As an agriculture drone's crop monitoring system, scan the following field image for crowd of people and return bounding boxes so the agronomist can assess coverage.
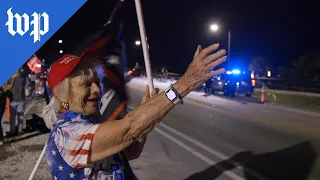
[0,69,26,140]
[0,68,50,144]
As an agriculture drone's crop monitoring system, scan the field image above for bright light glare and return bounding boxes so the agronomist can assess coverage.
[236,82,240,86]
[226,71,232,75]
[218,82,222,85]
[210,24,219,31]
[36,64,42,68]
[251,71,255,79]
[135,40,141,45]
[58,40,63,43]
[59,50,63,54]
[232,70,240,74]
[267,70,271,77]
[252,79,256,86]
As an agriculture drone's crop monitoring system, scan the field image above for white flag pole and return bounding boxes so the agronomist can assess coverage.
[134,0,154,92]
[28,142,47,180]
[28,54,48,180]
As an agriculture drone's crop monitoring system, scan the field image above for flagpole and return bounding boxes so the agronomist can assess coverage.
[134,0,154,92]
[28,142,47,180]
[28,55,48,180]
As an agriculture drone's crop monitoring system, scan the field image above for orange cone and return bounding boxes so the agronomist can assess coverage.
[260,86,265,103]
[6,98,11,123]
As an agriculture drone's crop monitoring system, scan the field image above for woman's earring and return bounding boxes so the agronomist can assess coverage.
[62,101,69,110]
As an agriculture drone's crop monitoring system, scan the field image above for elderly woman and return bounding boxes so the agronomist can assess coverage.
[44,43,226,180]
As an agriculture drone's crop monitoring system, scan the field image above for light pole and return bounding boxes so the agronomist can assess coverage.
[227,30,231,69]
[210,24,231,69]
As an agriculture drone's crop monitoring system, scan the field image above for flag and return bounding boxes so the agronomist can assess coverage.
[27,55,42,74]
[72,0,129,120]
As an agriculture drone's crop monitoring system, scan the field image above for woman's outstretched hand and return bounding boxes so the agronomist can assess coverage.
[174,43,226,97]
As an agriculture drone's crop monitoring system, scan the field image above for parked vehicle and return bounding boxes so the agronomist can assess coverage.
[212,70,256,97]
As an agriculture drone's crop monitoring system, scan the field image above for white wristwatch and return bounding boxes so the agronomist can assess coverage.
[165,84,183,105]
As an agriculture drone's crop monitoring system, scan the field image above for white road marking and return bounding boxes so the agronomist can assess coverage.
[154,127,245,180]
[159,123,269,180]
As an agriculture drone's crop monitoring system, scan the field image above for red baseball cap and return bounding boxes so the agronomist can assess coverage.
[48,48,104,91]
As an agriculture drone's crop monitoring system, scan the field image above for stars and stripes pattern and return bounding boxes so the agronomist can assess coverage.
[45,110,130,180]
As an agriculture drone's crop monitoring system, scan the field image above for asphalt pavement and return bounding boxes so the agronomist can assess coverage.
[127,78,320,180]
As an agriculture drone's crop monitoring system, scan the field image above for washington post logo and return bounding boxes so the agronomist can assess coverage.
[5,7,49,43]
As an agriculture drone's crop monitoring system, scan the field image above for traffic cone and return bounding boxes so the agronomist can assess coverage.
[6,98,11,123]
[260,86,265,103]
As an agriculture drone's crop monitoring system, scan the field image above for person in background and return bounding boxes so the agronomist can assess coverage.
[0,86,12,143]
[205,78,213,96]
[4,69,26,136]
[161,67,165,82]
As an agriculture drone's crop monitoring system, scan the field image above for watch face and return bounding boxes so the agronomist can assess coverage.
[166,89,177,101]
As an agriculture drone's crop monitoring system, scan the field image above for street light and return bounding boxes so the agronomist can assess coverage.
[58,40,63,44]
[209,23,231,69]
[210,24,219,31]
[267,70,271,77]
[135,40,141,45]
[251,71,255,79]
[59,50,63,54]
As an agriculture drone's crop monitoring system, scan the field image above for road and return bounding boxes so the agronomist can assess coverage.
[127,78,320,180]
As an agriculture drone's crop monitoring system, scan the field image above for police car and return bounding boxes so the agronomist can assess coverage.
[211,69,256,97]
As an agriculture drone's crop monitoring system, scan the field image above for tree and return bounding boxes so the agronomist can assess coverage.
[248,56,269,77]
[292,50,320,81]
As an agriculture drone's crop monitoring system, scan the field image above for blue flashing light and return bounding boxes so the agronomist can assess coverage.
[226,71,232,75]
[232,69,240,74]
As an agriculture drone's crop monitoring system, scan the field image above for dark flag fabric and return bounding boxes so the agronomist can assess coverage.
[68,1,137,179]
[72,0,129,122]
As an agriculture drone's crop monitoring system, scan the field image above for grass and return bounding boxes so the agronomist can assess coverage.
[252,92,320,110]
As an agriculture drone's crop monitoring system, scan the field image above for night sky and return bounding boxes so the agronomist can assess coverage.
[37,0,320,74]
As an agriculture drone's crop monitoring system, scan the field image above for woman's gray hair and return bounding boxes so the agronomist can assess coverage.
[42,96,61,129]
[42,57,105,129]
